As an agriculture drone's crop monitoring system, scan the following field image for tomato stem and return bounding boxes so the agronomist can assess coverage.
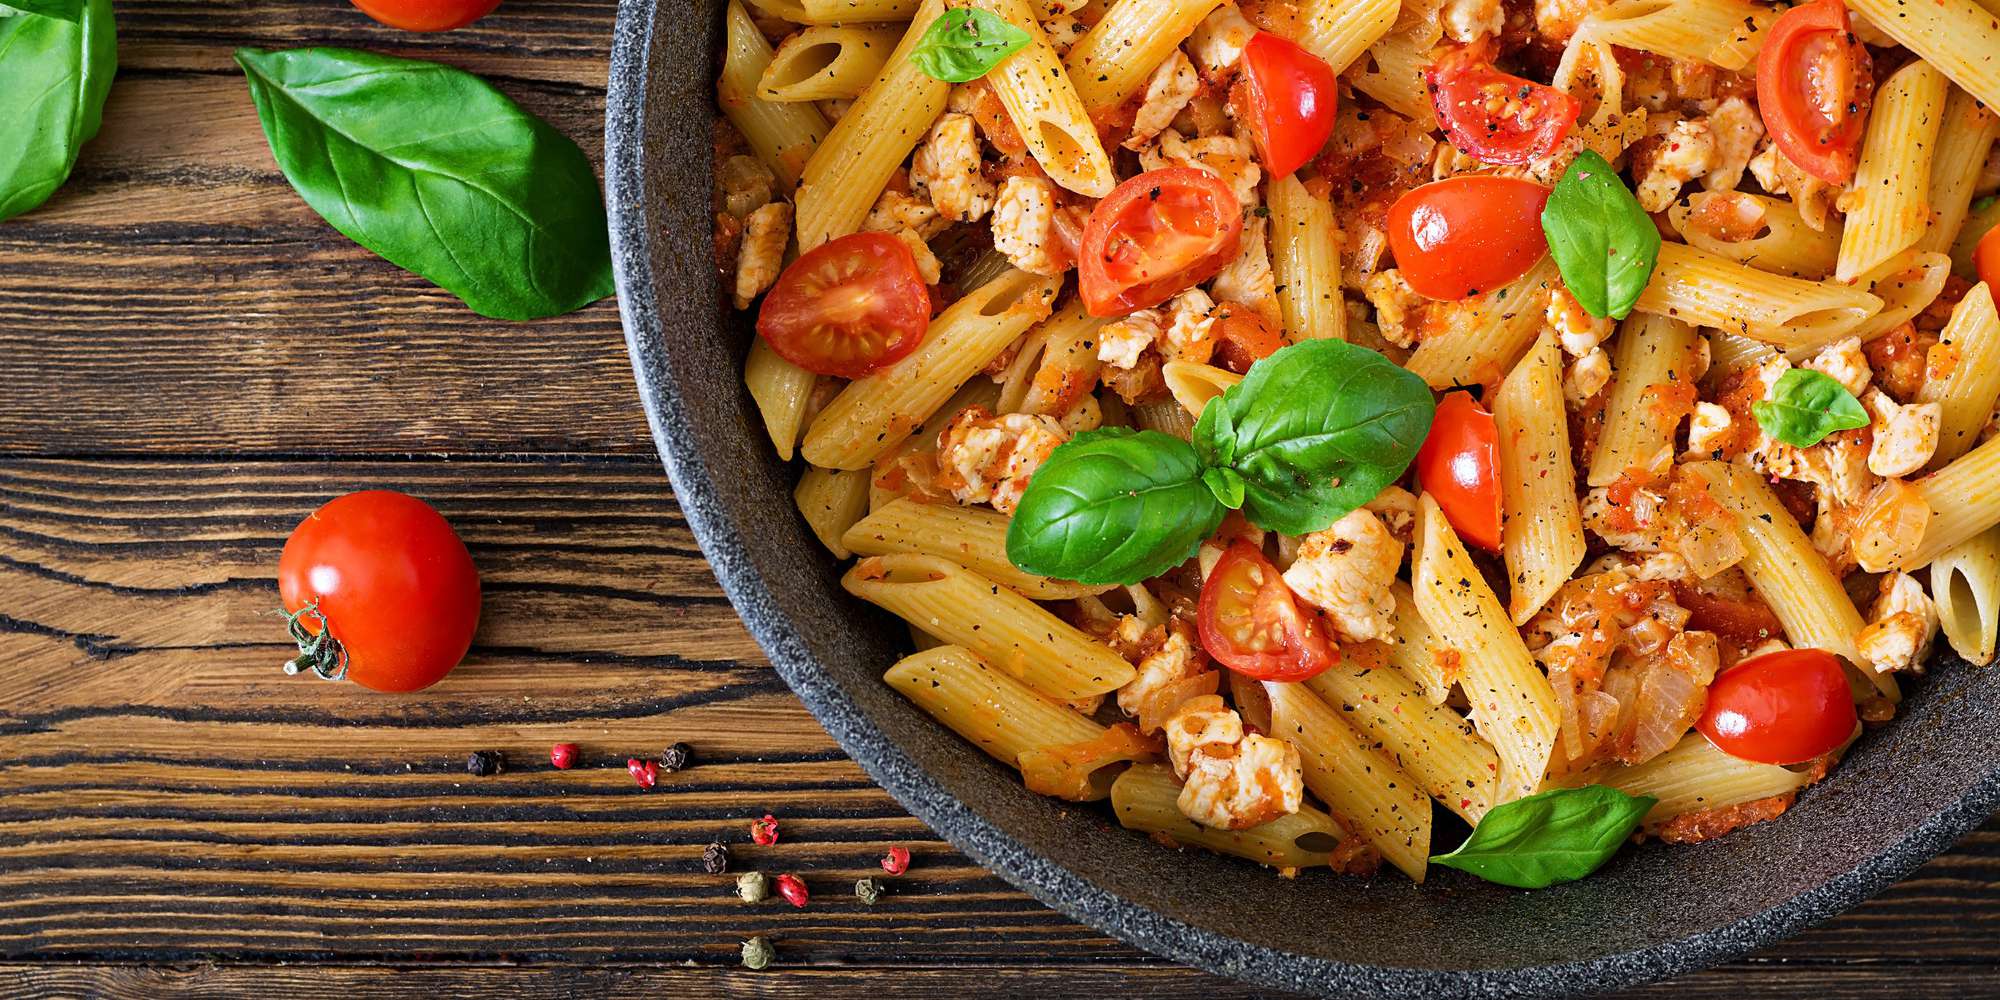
[279,599,348,681]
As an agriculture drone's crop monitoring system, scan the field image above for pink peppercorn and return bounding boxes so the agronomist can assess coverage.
[774,873,808,908]
[881,846,911,875]
[550,743,579,770]
[750,813,779,845]
[627,758,658,789]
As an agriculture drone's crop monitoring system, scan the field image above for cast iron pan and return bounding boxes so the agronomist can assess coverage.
[602,4,2000,993]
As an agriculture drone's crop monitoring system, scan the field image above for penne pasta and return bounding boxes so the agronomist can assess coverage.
[1576,0,1771,71]
[1267,175,1346,342]
[1266,681,1432,881]
[1161,361,1241,419]
[1131,397,1196,440]
[795,465,872,558]
[1594,733,1813,829]
[1848,250,1952,347]
[1588,314,1701,486]
[1668,192,1841,280]
[1930,526,2000,666]
[1835,60,1948,283]
[1405,256,1559,389]
[974,0,1117,197]
[842,497,1112,599]
[1344,30,1436,126]
[1065,0,1226,113]
[801,0,917,19]
[720,0,831,188]
[1917,87,2000,257]
[1634,242,1884,351]
[1496,332,1588,624]
[1382,580,1451,705]
[1918,283,2000,468]
[1295,0,1399,76]
[1111,764,1354,870]
[1903,434,2000,571]
[1303,651,1501,825]
[759,25,903,103]
[744,338,819,462]
[1847,0,2000,111]
[843,553,1137,701]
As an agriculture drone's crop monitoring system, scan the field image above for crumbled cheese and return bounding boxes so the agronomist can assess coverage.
[1685,401,1734,458]
[1187,3,1257,78]
[1141,130,1262,209]
[1363,269,1424,348]
[1635,115,1718,213]
[1702,96,1764,192]
[1566,347,1612,405]
[1097,310,1163,370]
[1442,0,1504,42]
[1209,216,1280,325]
[862,188,946,239]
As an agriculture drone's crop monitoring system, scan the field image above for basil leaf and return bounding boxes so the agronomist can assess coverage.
[3,0,83,21]
[1751,368,1871,447]
[1007,428,1225,585]
[1541,150,1660,320]
[910,8,1030,83]
[1192,339,1434,536]
[236,47,615,321]
[0,0,114,222]
[1430,785,1656,889]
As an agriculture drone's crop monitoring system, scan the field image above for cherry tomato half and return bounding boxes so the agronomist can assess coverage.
[1426,45,1581,166]
[278,491,482,693]
[350,0,501,31]
[1233,32,1339,179]
[1079,168,1244,317]
[1756,0,1873,186]
[1416,391,1502,552]
[1198,541,1337,682]
[1975,224,2000,294]
[1697,648,1858,765]
[1386,176,1552,300]
[757,232,931,378]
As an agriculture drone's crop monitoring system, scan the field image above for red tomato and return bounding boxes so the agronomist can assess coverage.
[1756,0,1873,185]
[1426,46,1581,166]
[350,0,500,31]
[1387,176,1551,300]
[1079,168,1244,317]
[1233,32,1339,179]
[1975,225,2000,293]
[1212,307,1285,373]
[1416,391,1502,552]
[1198,541,1337,682]
[1697,648,1858,765]
[757,232,931,378]
[278,491,481,693]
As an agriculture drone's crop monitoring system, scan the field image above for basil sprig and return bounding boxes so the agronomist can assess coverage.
[1540,150,1660,320]
[910,8,1030,83]
[1430,785,1656,889]
[1752,368,1871,447]
[0,0,115,222]
[1007,340,1434,585]
[237,47,615,321]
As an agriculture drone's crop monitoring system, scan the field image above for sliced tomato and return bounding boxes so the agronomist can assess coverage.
[1386,176,1551,300]
[1212,307,1285,373]
[1697,648,1857,765]
[1233,32,1339,179]
[1198,541,1337,682]
[1416,391,1502,552]
[1079,168,1243,317]
[757,232,931,378]
[1975,224,2000,293]
[1756,0,1873,186]
[1426,45,1581,166]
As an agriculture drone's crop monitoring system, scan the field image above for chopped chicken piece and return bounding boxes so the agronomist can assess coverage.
[1633,115,1718,213]
[862,187,947,239]
[1566,347,1612,405]
[1535,0,1607,43]
[1097,310,1163,370]
[719,154,776,219]
[910,113,996,224]
[1209,216,1280,325]
[991,175,1068,276]
[1161,287,1219,362]
[1280,509,1404,643]
[1442,0,1504,42]
[1363,270,1424,348]
[1141,130,1262,208]
[887,228,941,284]
[1768,429,1878,508]
[1865,390,1941,478]
[1126,50,1202,151]
[1855,571,1938,674]
[1118,631,1215,734]
[1187,3,1257,78]
[1803,336,1872,397]
[1685,401,1734,458]
[1549,285,1615,358]
[1749,141,1840,231]
[1702,96,1764,192]
[732,201,792,309]
[1165,696,1304,830]
[933,406,1069,513]
[1364,484,1420,545]
[1163,694,1244,777]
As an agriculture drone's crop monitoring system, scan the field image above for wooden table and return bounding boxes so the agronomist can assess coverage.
[2,2,1996,996]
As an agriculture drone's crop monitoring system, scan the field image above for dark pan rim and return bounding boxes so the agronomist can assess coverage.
[600,2,2000,994]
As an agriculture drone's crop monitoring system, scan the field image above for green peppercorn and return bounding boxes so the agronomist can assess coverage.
[853,877,884,905]
[741,935,774,970]
[736,870,770,903]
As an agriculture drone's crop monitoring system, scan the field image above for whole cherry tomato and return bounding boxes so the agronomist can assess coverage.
[1079,168,1243,316]
[350,0,501,31]
[1426,45,1581,166]
[1697,648,1858,765]
[1974,224,2000,294]
[1416,391,1502,552]
[278,490,481,693]
[1755,0,1874,185]
[1386,176,1552,300]
[1198,541,1337,682]
[757,232,931,378]
[1233,32,1339,179]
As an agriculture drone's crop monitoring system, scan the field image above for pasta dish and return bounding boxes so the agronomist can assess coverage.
[710,0,2000,885]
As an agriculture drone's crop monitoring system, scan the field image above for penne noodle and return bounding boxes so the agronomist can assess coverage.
[1917,87,2000,257]
[1405,256,1559,389]
[1382,580,1451,705]
[1847,0,2000,111]
[842,498,1113,599]
[1345,30,1436,126]
[1589,314,1701,486]
[1495,332,1587,625]
[795,465,872,558]
[759,25,903,103]
[1951,199,2000,279]
[1066,0,1226,113]
[720,0,831,188]
[1267,681,1432,881]
[843,553,1137,700]
[1847,250,1952,348]
[1633,242,1883,351]
[1668,192,1841,280]
[1576,0,1771,71]
[1111,764,1354,870]
[1904,434,2000,571]
[1132,397,1197,440]
[1593,733,1812,829]
[974,0,1117,197]
[801,0,918,19]
[1930,526,2000,666]
[1267,175,1346,342]
[1303,652,1501,825]
[1161,361,1242,419]
[1295,0,1399,76]
[744,338,819,462]
[1918,283,2000,468]
[1835,60,1948,283]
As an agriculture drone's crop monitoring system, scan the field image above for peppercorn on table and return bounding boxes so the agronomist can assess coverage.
[0,1,1997,997]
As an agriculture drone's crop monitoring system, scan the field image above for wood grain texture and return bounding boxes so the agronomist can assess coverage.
[0,0,1995,996]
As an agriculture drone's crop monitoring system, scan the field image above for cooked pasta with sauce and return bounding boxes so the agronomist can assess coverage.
[712,0,2000,886]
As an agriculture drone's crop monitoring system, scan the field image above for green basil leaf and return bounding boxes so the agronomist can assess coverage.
[0,0,114,222]
[1192,339,1434,537]
[3,0,83,21]
[1751,367,1871,447]
[1006,427,1225,585]
[1541,150,1660,320]
[236,47,614,321]
[910,8,1030,83]
[1201,466,1245,509]
[1430,785,1656,889]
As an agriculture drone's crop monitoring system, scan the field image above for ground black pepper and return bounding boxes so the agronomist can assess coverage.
[464,750,503,776]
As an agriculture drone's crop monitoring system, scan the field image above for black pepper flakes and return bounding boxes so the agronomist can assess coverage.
[465,750,503,776]
[702,841,731,874]
[661,741,694,772]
